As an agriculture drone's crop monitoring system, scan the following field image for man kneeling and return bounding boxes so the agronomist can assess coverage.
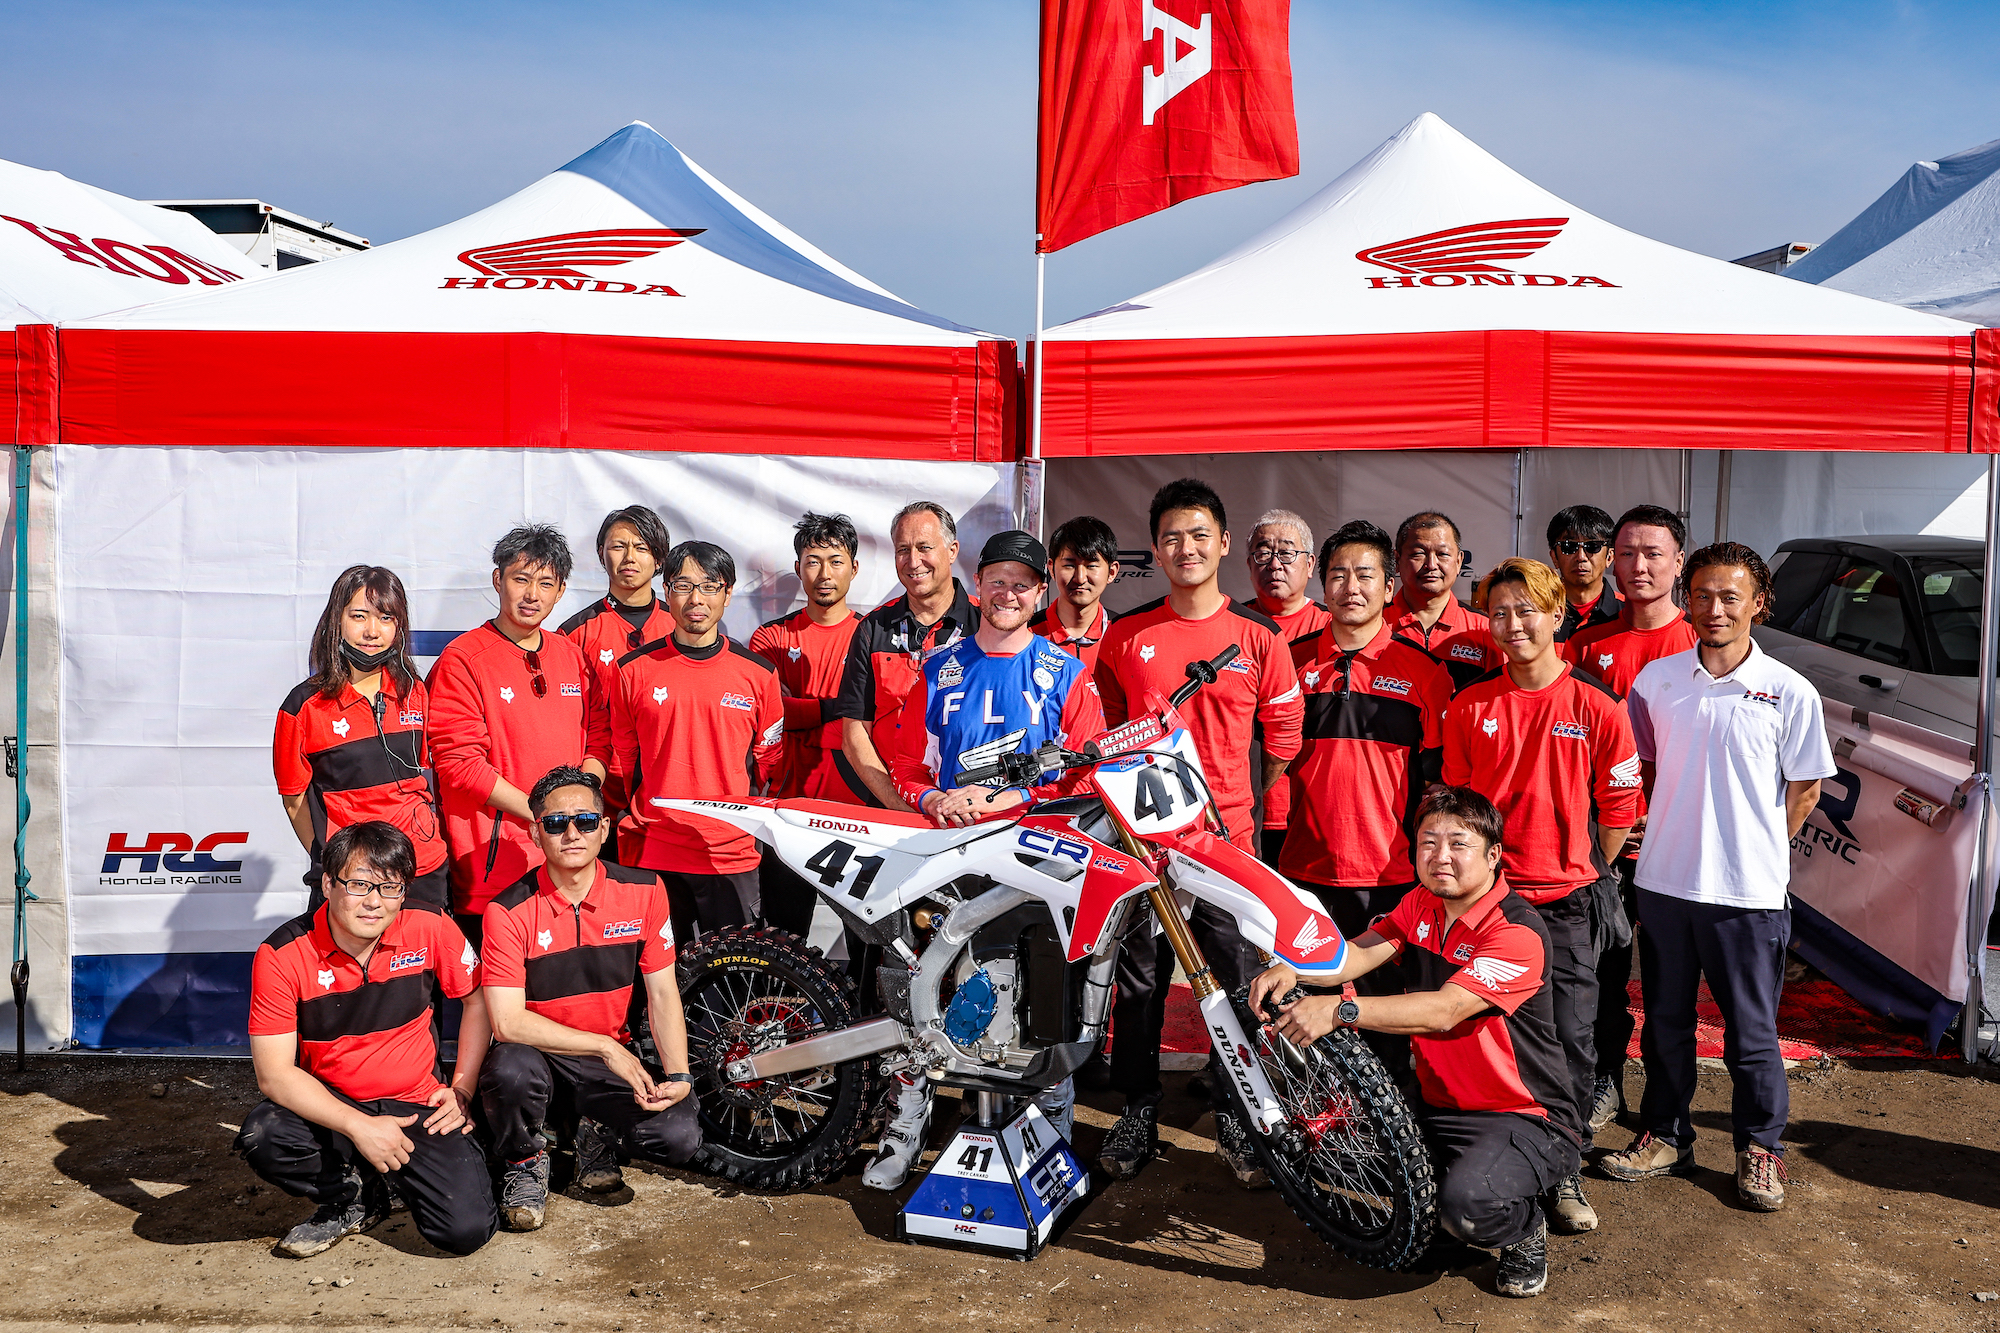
[1249,787,1582,1298]
[238,821,497,1258]
[480,766,698,1229]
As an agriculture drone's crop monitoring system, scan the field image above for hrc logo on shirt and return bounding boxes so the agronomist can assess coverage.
[1373,676,1413,697]
[602,919,643,940]
[388,948,428,971]
[560,682,583,697]
[719,692,755,712]
[1551,720,1589,740]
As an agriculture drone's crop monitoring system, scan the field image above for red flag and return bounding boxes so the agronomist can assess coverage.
[1037,0,1298,254]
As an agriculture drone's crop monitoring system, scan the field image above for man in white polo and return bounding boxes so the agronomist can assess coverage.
[1598,543,1833,1212]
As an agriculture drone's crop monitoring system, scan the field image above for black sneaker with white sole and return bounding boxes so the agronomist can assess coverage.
[498,1149,551,1231]
[1098,1106,1159,1181]
[1213,1109,1269,1189]
[1587,1074,1622,1134]
[1495,1218,1549,1298]
[276,1168,389,1258]
[573,1117,624,1193]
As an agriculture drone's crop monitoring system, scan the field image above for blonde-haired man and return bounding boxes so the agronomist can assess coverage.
[1442,557,1639,1237]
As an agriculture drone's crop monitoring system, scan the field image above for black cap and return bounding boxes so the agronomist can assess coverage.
[977,530,1048,582]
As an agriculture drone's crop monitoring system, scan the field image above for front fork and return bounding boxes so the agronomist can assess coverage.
[1118,828,1290,1138]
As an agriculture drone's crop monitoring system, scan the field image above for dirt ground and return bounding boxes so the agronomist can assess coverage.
[0,1055,1996,1333]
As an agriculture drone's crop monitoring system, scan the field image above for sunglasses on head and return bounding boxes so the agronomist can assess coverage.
[1555,540,1609,556]
[522,648,547,698]
[538,811,605,836]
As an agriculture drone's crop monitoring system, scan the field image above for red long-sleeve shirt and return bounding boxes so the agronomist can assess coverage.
[747,608,862,802]
[559,595,674,807]
[592,637,784,875]
[425,623,590,914]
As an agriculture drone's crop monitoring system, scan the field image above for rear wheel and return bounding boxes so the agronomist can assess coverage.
[1225,996,1436,1271]
[679,925,878,1191]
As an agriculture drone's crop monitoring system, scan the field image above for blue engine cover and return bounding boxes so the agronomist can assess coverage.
[943,969,999,1044]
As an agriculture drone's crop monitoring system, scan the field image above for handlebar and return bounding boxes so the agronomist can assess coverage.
[1168,644,1239,710]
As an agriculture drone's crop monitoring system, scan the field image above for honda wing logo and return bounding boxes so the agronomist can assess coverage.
[444,228,704,296]
[1292,916,1333,955]
[1609,753,1643,788]
[1355,217,1618,291]
[1464,956,1529,991]
[1141,0,1211,125]
[957,728,1029,785]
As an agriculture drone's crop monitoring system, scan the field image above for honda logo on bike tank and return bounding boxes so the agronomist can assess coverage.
[1354,217,1618,290]
[440,227,705,295]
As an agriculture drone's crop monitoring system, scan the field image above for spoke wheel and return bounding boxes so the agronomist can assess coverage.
[1227,998,1436,1271]
[679,926,878,1191]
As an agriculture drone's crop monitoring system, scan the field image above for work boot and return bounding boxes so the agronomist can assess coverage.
[498,1149,551,1231]
[1545,1173,1598,1233]
[276,1168,388,1258]
[862,1075,931,1191]
[1597,1132,1696,1182]
[573,1117,623,1194]
[1494,1218,1549,1298]
[1213,1109,1269,1189]
[1587,1074,1622,1134]
[1736,1146,1787,1212]
[1098,1105,1159,1181]
[1033,1077,1076,1144]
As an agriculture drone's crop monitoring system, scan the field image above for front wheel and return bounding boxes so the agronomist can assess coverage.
[679,925,879,1191]
[1224,996,1436,1271]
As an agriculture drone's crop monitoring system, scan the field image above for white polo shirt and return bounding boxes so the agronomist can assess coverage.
[1627,639,1836,909]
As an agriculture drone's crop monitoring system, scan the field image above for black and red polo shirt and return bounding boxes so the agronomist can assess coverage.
[1280,623,1451,889]
[828,579,979,799]
[273,672,444,876]
[559,594,674,800]
[1390,593,1498,694]
[1029,602,1116,676]
[747,607,861,801]
[481,861,675,1043]
[248,901,479,1104]
[1555,587,1624,644]
[1371,877,1578,1134]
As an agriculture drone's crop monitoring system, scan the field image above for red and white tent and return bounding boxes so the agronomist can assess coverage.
[44,123,1014,459]
[1042,112,1992,457]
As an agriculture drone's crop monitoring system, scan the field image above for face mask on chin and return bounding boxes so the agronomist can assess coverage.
[340,640,396,672]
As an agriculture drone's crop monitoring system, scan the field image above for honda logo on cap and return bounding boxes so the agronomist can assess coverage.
[1354,217,1618,290]
[440,228,705,296]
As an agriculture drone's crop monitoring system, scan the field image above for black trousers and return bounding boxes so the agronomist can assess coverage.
[759,847,819,941]
[1423,1108,1580,1250]
[1636,889,1791,1154]
[657,869,761,945]
[479,1041,701,1166]
[1536,888,1597,1135]
[234,1095,497,1257]
[1593,861,1640,1079]
[1299,881,1415,1083]
[1111,897,1260,1112]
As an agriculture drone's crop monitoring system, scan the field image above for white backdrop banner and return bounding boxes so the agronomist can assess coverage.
[54,445,1018,1044]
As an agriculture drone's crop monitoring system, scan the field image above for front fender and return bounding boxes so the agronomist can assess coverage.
[1159,828,1347,977]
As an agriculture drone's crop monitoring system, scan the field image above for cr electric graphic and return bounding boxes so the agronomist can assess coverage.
[441,227,705,295]
[1354,217,1618,290]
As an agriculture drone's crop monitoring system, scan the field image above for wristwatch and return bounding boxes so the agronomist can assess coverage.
[1335,982,1361,1028]
[661,1072,695,1086]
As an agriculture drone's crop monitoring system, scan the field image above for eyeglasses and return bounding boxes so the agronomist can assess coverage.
[522,648,548,698]
[538,811,606,836]
[1555,540,1609,556]
[1249,546,1306,568]
[668,579,729,597]
[333,875,407,900]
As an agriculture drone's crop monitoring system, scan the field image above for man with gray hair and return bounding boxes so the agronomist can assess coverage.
[831,501,979,811]
[1242,509,1330,867]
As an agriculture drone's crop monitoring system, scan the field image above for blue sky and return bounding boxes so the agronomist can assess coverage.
[4,1,1994,340]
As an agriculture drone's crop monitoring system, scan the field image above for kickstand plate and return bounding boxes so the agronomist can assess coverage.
[896,1102,1088,1258]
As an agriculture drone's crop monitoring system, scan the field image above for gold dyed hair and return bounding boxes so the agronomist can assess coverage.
[1476,557,1566,618]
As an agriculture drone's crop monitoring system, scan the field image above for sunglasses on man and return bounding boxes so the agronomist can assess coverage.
[1554,540,1609,556]
[538,811,606,836]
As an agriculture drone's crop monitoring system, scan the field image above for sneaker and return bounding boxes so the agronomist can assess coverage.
[862,1075,932,1191]
[276,1169,388,1258]
[573,1117,624,1194]
[1213,1110,1269,1189]
[1597,1132,1696,1182]
[1736,1146,1787,1212]
[1033,1077,1075,1145]
[1545,1173,1597,1233]
[1587,1074,1622,1134]
[1494,1218,1549,1298]
[498,1149,551,1231]
[1098,1105,1159,1181]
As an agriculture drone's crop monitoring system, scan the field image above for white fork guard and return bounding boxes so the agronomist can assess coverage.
[1198,989,1287,1136]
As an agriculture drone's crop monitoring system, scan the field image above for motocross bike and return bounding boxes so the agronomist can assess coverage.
[659,647,1437,1270]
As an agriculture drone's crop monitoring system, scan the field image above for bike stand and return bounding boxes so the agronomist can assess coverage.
[897,1092,1088,1259]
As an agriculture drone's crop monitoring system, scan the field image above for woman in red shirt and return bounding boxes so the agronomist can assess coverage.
[273,566,448,907]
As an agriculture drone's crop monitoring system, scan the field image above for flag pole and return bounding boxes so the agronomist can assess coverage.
[1031,242,1046,462]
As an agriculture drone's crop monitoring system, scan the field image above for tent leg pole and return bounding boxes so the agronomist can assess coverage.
[1714,450,1733,544]
[1678,449,1693,536]
[1030,246,1045,464]
[10,445,32,1073]
[1970,453,2000,1064]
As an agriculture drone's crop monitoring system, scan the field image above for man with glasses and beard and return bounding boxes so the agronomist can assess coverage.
[1546,505,1623,644]
[429,524,600,944]
[479,766,697,1231]
[593,540,784,944]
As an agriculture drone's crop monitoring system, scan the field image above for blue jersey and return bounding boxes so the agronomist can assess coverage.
[892,635,1104,808]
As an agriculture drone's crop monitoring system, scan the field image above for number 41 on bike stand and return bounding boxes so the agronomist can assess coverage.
[898,1094,1089,1259]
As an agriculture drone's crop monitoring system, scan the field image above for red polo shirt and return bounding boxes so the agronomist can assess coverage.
[481,861,675,1043]
[559,595,674,804]
[748,608,862,802]
[1441,664,1642,904]
[426,623,591,914]
[272,672,445,876]
[1029,602,1116,675]
[248,902,479,1104]
[1372,877,1576,1132]
[1390,593,1498,693]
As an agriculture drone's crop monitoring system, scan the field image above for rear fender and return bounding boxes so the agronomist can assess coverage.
[1158,828,1346,977]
